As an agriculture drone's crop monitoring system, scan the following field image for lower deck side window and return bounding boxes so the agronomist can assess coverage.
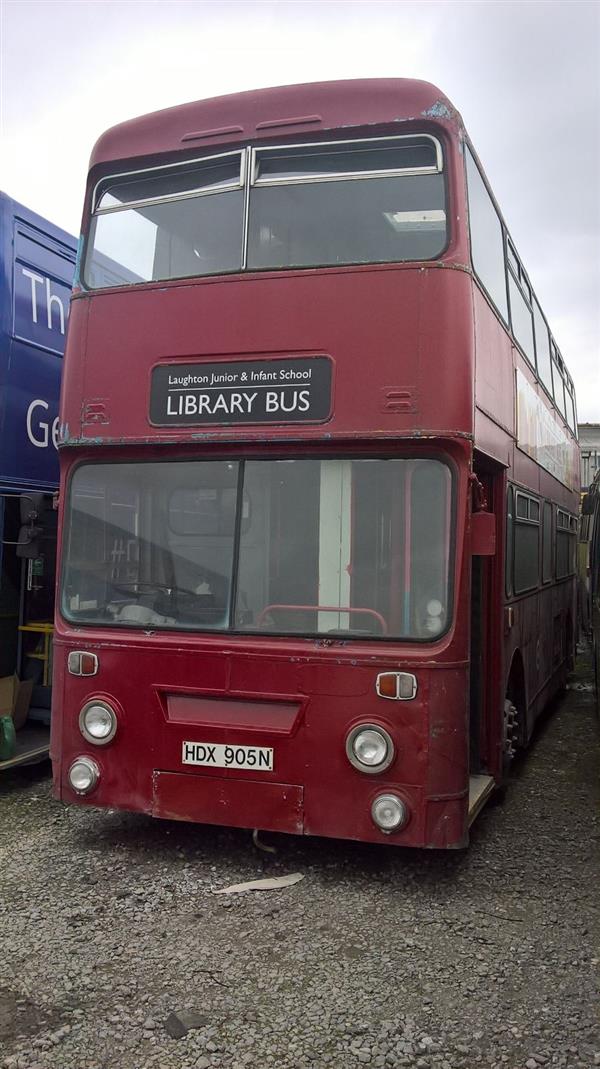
[513,491,540,594]
[556,510,576,579]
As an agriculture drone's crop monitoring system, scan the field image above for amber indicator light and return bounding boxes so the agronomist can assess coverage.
[67,651,99,677]
[376,672,417,701]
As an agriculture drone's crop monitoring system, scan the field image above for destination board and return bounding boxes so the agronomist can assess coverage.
[150,357,332,426]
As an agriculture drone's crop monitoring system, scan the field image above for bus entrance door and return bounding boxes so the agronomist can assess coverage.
[469,463,504,799]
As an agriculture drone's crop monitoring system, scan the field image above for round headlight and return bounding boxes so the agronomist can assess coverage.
[371,793,409,833]
[79,700,117,745]
[346,724,394,773]
[68,756,100,795]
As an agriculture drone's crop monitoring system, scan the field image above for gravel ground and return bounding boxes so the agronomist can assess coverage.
[1,653,598,1069]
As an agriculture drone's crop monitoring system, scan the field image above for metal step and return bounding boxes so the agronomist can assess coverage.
[0,725,50,771]
[468,773,495,826]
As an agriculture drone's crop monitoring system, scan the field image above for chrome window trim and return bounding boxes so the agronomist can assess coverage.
[93,149,247,215]
[551,354,568,420]
[506,238,519,276]
[250,134,443,187]
[507,269,536,374]
[566,390,576,433]
[87,135,444,285]
[515,490,541,525]
[508,259,533,310]
[241,144,252,271]
[90,137,442,217]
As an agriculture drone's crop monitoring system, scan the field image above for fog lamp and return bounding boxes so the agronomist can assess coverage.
[371,793,408,833]
[79,700,117,745]
[346,724,394,773]
[68,756,100,795]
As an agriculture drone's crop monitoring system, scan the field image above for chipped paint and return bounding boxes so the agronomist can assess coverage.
[73,234,84,288]
[60,429,473,448]
[421,101,454,120]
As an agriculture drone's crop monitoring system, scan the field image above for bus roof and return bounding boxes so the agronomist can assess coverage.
[89,78,463,169]
[0,191,75,252]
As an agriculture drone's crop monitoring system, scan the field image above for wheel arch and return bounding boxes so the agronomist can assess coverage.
[505,648,528,746]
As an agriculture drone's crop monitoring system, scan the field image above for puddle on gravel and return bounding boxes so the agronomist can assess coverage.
[0,984,63,1045]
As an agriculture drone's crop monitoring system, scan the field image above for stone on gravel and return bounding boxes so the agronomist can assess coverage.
[164,1009,210,1039]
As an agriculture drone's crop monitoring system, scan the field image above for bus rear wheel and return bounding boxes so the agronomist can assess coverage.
[502,697,520,781]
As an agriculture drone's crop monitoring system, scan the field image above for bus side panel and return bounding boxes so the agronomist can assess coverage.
[473,284,514,441]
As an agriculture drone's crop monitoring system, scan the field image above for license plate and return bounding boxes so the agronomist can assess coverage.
[182,741,274,772]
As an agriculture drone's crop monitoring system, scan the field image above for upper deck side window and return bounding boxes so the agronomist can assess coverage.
[532,295,553,396]
[565,382,577,435]
[464,147,508,323]
[465,145,577,441]
[507,268,535,368]
[505,243,535,366]
[83,134,447,289]
[551,342,569,421]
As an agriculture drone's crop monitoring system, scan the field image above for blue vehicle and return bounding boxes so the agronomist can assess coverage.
[0,193,76,769]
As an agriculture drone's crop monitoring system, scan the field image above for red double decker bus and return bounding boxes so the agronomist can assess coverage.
[52,80,580,848]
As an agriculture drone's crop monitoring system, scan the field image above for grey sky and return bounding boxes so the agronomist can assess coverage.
[1,0,599,419]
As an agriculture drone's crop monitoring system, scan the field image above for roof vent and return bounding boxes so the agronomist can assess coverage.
[255,114,322,131]
[181,125,244,143]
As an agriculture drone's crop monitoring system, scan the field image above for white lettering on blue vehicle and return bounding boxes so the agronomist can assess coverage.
[21,268,67,335]
[26,399,59,450]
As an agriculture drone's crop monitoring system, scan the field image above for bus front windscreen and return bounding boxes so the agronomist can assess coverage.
[62,458,453,641]
[84,135,446,288]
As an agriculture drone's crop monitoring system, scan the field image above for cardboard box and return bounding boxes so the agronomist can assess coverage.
[0,675,34,731]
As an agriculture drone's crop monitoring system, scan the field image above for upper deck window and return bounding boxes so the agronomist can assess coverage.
[551,344,568,422]
[566,385,576,434]
[96,156,242,210]
[83,135,446,289]
[508,271,535,367]
[247,136,446,270]
[85,152,245,288]
[465,147,508,323]
[252,137,440,182]
[532,297,553,396]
